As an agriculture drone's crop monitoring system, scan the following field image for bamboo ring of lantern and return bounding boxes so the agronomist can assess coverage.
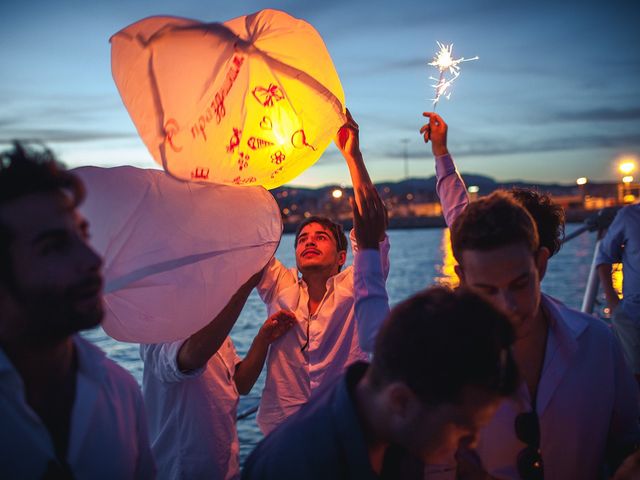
[111,9,346,189]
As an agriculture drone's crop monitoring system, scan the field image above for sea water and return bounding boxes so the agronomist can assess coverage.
[83,225,598,463]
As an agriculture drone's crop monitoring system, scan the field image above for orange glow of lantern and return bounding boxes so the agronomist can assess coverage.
[111,10,346,190]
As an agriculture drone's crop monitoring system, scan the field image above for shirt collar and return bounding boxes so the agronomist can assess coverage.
[542,294,589,345]
[73,334,108,383]
[0,333,107,394]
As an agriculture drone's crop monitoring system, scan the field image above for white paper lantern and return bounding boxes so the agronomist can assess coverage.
[75,166,282,343]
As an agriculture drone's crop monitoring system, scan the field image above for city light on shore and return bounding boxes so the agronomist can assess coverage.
[619,159,637,176]
[576,177,588,186]
[331,189,343,199]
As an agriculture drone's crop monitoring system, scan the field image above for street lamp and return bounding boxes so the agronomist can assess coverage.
[331,188,343,199]
[619,161,636,176]
[617,157,638,204]
[576,177,588,206]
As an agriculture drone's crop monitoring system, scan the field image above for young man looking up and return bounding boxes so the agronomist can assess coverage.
[0,143,154,478]
[254,110,391,434]
[243,286,519,480]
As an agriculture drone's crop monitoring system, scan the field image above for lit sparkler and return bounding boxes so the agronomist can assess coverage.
[428,42,478,107]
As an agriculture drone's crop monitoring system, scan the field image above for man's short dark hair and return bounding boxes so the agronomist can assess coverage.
[509,188,565,257]
[450,191,540,262]
[0,141,84,284]
[294,215,348,253]
[370,286,518,406]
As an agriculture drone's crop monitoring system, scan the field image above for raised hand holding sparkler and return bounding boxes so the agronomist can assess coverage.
[420,112,448,156]
[428,42,478,108]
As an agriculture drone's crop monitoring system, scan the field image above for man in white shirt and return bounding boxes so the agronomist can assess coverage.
[0,142,155,479]
[255,111,391,434]
[141,276,295,480]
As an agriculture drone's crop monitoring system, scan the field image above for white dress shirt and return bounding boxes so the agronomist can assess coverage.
[0,335,155,479]
[256,231,390,434]
[141,337,241,480]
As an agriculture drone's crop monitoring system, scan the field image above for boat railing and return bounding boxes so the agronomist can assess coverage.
[561,207,620,314]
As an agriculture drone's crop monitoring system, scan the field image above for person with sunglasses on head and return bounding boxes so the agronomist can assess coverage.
[419,112,639,479]
[354,112,640,478]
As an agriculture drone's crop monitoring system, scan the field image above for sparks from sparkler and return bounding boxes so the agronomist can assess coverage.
[428,42,478,107]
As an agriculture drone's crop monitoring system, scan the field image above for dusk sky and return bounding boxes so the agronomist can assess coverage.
[2,0,639,187]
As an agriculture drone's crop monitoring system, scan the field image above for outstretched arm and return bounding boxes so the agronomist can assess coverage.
[352,191,390,353]
[177,269,264,372]
[335,109,376,214]
[596,209,626,311]
[234,310,296,394]
[420,112,469,227]
[598,263,621,311]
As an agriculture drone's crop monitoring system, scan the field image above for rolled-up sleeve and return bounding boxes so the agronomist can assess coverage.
[596,209,626,266]
[139,341,205,384]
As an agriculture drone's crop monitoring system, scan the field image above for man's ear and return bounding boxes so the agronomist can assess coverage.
[337,250,347,267]
[385,382,420,422]
[535,247,550,281]
[454,264,466,285]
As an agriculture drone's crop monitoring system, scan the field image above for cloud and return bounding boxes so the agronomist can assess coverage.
[379,132,640,159]
[0,128,137,144]
[551,107,640,122]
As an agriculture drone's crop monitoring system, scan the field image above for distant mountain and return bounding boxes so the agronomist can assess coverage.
[276,173,617,200]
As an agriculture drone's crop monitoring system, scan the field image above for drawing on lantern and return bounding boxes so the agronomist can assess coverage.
[237,152,250,171]
[247,137,275,150]
[191,167,210,180]
[270,166,284,179]
[226,128,242,153]
[252,84,285,107]
[271,150,286,164]
[259,116,273,130]
[291,129,317,151]
[164,119,182,153]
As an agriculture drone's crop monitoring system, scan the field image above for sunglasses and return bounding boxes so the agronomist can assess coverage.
[515,410,544,479]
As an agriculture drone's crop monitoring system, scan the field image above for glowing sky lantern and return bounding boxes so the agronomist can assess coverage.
[111,9,346,189]
[75,166,281,343]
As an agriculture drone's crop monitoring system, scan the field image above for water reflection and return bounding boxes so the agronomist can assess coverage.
[434,228,459,288]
